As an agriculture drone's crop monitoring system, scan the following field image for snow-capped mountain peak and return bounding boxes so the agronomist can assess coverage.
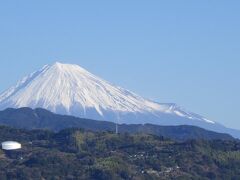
[0,62,215,126]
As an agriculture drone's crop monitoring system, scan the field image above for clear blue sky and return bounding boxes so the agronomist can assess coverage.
[0,1,239,129]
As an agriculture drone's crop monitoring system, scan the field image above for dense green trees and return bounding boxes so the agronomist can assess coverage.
[0,126,240,179]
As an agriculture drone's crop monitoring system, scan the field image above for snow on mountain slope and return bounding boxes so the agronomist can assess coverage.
[0,62,214,124]
[1,62,240,137]
[9,62,240,138]
[0,63,165,113]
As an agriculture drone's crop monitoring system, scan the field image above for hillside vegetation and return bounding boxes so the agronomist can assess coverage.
[0,126,240,179]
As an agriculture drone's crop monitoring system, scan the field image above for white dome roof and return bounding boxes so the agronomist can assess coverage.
[1,141,21,150]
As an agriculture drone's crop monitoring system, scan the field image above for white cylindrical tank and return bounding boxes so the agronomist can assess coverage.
[1,141,22,150]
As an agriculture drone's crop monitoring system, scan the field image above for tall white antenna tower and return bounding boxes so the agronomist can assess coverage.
[116,112,119,134]
[115,102,120,134]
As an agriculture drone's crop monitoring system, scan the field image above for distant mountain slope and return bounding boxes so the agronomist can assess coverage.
[0,107,234,141]
[1,62,238,138]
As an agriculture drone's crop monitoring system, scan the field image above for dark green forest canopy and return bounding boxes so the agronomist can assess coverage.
[0,126,240,180]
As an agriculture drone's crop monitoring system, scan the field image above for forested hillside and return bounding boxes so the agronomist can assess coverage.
[0,126,240,179]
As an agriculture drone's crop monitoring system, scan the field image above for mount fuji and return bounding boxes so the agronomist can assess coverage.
[0,62,239,138]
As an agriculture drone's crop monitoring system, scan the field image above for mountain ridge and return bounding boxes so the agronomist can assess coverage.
[0,62,214,123]
[0,62,239,138]
[0,107,234,141]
